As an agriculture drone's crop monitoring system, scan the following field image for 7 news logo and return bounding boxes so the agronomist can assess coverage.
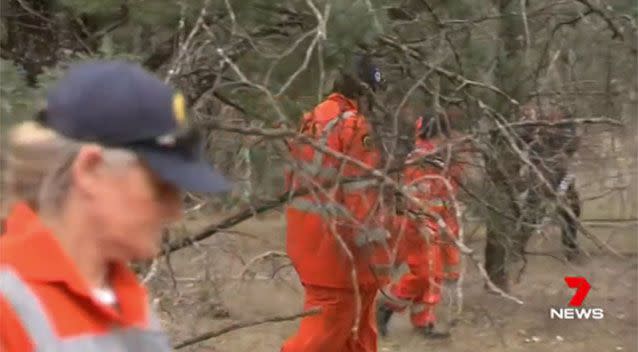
[549,276,604,320]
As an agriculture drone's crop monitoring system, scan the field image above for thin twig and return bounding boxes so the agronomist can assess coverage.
[239,250,288,278]
[217,48,289,123]
[378,35,519,106]
[14,0,51,23]
[173,308,321,349]
[165,1,211,83]
[141,259,159,284]
[521,0,531,52]
[329,220,363,339]
[574,0,624,40]
[275,33,320,96]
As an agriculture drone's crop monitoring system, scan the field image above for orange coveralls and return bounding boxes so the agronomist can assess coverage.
[282,93,391,352]
[0,202,171,352]
[384,137,463,328]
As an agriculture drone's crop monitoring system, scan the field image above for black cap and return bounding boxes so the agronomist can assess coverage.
[42,60,231,194]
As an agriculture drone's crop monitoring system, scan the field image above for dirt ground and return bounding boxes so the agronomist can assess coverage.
[148,209,638,352]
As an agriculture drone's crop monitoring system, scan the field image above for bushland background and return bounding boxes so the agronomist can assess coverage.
[1,1,637,351]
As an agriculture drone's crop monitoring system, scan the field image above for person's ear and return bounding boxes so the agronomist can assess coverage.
[71,144,106,197]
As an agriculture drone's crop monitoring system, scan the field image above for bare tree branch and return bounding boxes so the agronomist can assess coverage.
[574,0,624,40]
[173,308,321,349]
[378,35,520,105]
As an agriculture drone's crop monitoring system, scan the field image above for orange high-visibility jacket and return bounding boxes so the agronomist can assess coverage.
[0,203,171,352]
[389,139,435,267]
[285,93,391,289]
[403,138,463,240]
[390,135,464,265]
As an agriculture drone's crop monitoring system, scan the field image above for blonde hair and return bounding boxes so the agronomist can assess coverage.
[1,120,138,217]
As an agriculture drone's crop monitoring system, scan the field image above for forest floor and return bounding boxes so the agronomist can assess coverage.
[149,210,637,352]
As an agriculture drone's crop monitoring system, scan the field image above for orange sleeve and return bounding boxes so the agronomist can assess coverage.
[0,296,33,352]
[335,115,387,250]
[321,115,361,250]
[329,119,360,249]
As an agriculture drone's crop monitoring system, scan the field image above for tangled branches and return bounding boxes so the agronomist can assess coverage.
[124,0,634,347]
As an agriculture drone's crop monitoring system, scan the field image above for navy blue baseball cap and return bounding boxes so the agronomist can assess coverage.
[40,60,231,193]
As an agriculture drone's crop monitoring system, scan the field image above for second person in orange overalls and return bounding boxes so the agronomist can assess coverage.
[377,108,465,338]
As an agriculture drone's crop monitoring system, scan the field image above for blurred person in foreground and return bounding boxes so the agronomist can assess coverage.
[377,107,468,338]
[0,61,231,351]
[281,53,391,352]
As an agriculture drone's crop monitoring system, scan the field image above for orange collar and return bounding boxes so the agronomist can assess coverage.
[0,204,147,324]
[3,202,38,235]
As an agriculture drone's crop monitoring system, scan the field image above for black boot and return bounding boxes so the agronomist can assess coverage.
[376,304,394,337]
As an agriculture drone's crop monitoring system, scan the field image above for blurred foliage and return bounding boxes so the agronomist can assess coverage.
[56,0,188,26]
[1,59,35,128]
[324,0,389,62]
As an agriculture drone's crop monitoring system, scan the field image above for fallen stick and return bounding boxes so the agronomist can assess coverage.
[163,193,291,255]
[173,307,321,349]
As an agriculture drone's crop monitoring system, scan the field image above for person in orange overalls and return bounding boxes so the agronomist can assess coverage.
[1,61,231,351]
[281,54,390,352]
[377,108,464,338]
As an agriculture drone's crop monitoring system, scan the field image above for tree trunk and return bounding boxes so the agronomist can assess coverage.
[483,0,530,291]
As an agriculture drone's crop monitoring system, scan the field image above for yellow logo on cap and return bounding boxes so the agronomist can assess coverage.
[172,93,187,127]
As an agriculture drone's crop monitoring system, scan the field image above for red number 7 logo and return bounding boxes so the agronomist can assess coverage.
[564,276,591,307]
